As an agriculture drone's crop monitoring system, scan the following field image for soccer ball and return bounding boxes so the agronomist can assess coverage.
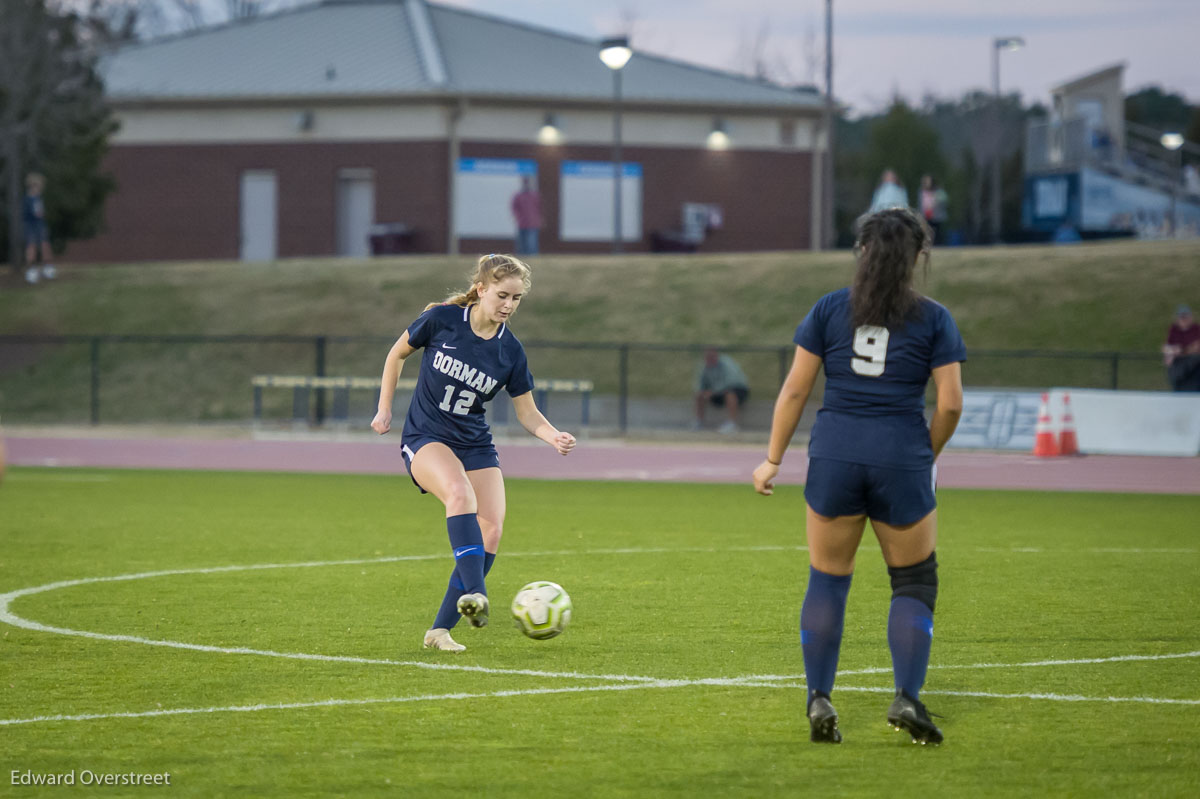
[511,581,572,640]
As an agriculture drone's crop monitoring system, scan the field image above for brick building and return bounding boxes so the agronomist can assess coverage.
[73,0,827,262]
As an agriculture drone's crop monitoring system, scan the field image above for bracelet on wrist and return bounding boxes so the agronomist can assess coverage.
[766,457,781,466]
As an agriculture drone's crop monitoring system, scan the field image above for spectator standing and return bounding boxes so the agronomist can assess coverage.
[918,176,949,242]
[694,348,750,433]
[23,173,56,284]
[1164,305,1200,391]
[868,170,909,213]
[510,177,543,256]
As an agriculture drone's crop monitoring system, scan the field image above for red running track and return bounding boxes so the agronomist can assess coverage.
[6,434,1199,495]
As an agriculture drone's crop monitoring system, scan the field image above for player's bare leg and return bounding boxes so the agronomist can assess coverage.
[805,508,867,576]
[410,443,478,517]
[871,511,937,572]
[466,467,506,555]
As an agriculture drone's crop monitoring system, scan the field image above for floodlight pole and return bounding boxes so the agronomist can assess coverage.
[991,37,1024,244]
[613,67,624,254]
[823,0,835,250]
[991,42,1002,243]
[600,37,632,255]
[1161,133,1185,238]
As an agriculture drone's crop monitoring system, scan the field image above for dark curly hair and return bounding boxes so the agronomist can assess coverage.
[849,207,931,329]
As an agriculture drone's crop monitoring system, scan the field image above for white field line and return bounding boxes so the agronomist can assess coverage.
[0,682,681,727]
[4,555,1200,687]
[830,685,1200,706]
[838,649,1200,677]
[2,553,1199,722]
[4,677,1199,728]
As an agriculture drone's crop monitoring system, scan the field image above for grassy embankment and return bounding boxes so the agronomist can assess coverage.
[0,239,1196,423]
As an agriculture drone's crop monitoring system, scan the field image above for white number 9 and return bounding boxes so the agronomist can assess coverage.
[851,325,889,377]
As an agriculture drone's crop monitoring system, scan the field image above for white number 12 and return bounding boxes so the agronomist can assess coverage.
[438,385,477,415]
[851,325,889,377]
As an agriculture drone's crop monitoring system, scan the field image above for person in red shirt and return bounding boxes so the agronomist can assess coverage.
[1164,305,1200,391]
[510,177,543,255]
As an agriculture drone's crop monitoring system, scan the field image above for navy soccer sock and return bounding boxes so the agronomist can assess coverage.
[446,513,486,595]
[431,571,466,631]
[429,515,487,631]
[800,566,853,706]
[888,596,934,699]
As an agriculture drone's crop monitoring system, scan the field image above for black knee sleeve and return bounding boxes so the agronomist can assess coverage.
[888,552,938,613]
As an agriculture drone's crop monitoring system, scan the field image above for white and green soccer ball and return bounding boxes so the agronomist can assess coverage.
[511,581,573,640]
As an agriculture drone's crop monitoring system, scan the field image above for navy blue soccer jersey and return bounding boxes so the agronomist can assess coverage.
[401,303,535,448]
[794,287,966,469]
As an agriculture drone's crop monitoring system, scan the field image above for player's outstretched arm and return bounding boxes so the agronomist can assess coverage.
[371,331,416,435]
[754,346,821,496]
[511,392,576,455]
[929,361,963,458]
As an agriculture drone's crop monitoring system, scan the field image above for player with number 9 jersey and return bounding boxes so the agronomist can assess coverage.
[795,287,965,472]
[371,254,576,653]
[752,207,965,746]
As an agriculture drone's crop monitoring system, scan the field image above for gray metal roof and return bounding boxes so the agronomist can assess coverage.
[102,0,823,110]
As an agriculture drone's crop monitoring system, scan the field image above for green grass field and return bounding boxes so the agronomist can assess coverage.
[2,469,1198,797]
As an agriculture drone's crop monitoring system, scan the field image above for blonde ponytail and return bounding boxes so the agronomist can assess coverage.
[425,253,532,311]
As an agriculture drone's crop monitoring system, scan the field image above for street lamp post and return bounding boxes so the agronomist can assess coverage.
[599,37,632,254]
[1161,132,1185,238]
[823,0,835,250]
[991,36,1025,243]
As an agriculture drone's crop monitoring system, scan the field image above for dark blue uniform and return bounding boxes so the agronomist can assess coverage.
[399,303,534,485]
[795,288,966,524]
[23,194,46,246]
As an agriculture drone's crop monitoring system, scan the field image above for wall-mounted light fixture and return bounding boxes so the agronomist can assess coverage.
[706,118,729,150]
[537,113,562,145]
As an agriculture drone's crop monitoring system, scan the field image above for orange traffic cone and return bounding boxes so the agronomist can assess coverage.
[1032,392,1060,457]
[1059,392,1080,456]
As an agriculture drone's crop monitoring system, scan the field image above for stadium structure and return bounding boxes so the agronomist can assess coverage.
[1023,63,1200,240]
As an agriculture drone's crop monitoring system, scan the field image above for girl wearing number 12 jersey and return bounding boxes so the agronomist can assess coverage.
[753,208,966,745]
[372,254,576,652]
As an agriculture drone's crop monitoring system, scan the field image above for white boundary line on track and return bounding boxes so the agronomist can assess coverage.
[2,553,1198,726]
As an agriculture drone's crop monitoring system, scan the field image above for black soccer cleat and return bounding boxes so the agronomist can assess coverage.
[886,691,943,745]
[807,695,842,744]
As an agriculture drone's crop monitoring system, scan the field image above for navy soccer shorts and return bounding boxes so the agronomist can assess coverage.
[24,220,47,247]
[804,457,936,526]
[400,435,501,494]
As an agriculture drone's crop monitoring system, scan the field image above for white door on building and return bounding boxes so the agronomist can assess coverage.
[336,169,375,257]
[240,170,278,262]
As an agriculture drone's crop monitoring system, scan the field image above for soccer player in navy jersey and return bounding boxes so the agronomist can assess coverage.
[752,208,965,745]
[371,254,576,652]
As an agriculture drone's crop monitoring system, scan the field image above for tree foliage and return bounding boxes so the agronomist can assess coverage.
[863,101,947,207]
[0,0,119,269]
[1124,87,1194,132]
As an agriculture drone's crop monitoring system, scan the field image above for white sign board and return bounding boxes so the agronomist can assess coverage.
[1051,388,1200,457]
[947,391,1043,451]
[560,161,642,242]
[455,158,537,238]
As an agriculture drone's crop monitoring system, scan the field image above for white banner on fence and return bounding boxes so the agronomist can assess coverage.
[1050,388,1200,457]
[946,390,1043,451]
